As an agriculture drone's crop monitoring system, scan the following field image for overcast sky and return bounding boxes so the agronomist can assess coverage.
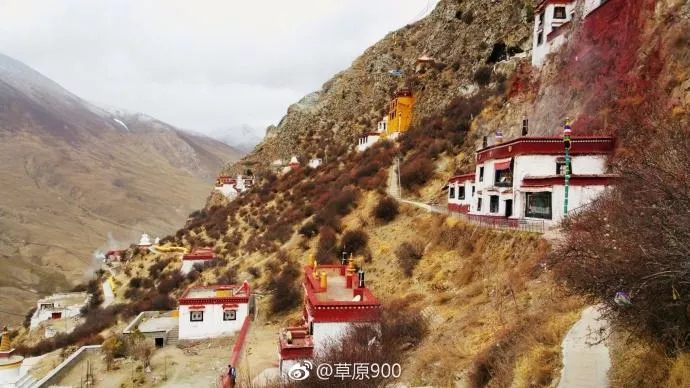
[0,0,438,144]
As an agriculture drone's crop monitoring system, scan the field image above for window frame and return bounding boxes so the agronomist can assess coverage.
[449,186,456,199]
[553,6,567,19]
[478,166,484,182]
[525,192,553,220]
[477,197,483,211]
[458,186,466,200]
[190,310,204,322]
[223,310,237,321]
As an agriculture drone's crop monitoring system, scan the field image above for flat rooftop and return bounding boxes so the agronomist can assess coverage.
[315,268,358,302]
[38,292,89,307]
[305,265,380,305]
[138,317,177,333]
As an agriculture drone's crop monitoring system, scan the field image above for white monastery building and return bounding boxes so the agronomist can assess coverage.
[448,132,616,227]
[177,282,251,340]
[180,247,216,275]
[278,256,381,378]
[215,174,255,199]
[447,173,476,214]
[357,117,388,152]
[30,292,90,330]
[532,0,616,67]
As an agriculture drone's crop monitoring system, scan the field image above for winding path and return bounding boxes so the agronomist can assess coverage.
[557,306,611,388]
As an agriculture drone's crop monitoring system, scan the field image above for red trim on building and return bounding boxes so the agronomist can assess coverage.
[468,214,520,228]
[188,305,206,310]
[448,173,475,183]
[222,304,240,309]
[494,160,511,170]
[536,0,574,12]
[179,283,251,305]
[183,248,215,261]
[476,136,615,164]
[448,203,471,214]
[521,174,616,187]
[278,326,315,360]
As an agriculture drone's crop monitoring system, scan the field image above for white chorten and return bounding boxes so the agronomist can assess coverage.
[0,328,24,386]
[138,233,152,247]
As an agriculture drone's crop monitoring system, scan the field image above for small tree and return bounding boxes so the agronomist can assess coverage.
[102,335,126,371]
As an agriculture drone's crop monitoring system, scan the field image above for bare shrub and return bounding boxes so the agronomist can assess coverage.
[400,156,434,190]
[372,196,399,222]
[316,226,338,263]
[266,258,302,315]
[551,116,690,350]
[396,241,424,277]
[340,229,369,256]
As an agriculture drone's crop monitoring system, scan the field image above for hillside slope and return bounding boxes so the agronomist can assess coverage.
[0,53,242,324]
[230,0,533,173]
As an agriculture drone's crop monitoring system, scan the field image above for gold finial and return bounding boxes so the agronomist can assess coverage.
[308,253,315,267]
[0,326,11,352]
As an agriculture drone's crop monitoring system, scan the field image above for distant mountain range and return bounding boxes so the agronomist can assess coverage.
[0,52,242,324]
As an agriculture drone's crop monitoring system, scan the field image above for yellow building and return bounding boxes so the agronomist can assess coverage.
[386,88,415,137]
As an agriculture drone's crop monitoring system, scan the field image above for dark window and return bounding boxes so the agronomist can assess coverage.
[479,167,484,182]
[190,311,204,322]
[490,196,499,213]
[471,186,475,197]
[554,6,567,19]
[525,192,552,219]
[537,31,544,45]
[458,186,466,200]
[477,198,482,211]
[223,310,236,321]
[556,160,569,175]
[495,169,513,187]
[449,187,455,199]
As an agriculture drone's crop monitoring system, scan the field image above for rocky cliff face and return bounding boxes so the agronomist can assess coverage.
[233,0,534,172]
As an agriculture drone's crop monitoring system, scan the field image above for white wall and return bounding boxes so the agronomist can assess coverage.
[356,134,380,152]
[532,3,576,66]
[448,180,474,207]
[178,303,248,340]
[311,322,350,356]
[0,363,22,385]
[215,184,238,199]
[30,305,83,330]
[180,259,210,275]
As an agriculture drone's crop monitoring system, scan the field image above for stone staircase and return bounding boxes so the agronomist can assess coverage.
[387,164,401,198]
[166,326,179,346]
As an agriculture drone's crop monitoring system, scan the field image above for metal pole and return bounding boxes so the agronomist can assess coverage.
[563,119,572,216]
[397,156,402,199]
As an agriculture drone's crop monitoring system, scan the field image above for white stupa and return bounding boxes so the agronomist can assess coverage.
[138,233,152,247]
[0,327,24,386]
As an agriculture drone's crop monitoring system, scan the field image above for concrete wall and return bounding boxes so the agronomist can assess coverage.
[30,305,83,330]
[180,259,210,275]
[178,303,248,340]
[312,322,350,356]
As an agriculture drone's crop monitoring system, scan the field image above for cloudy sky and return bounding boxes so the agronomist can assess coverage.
[0,0,438,144]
